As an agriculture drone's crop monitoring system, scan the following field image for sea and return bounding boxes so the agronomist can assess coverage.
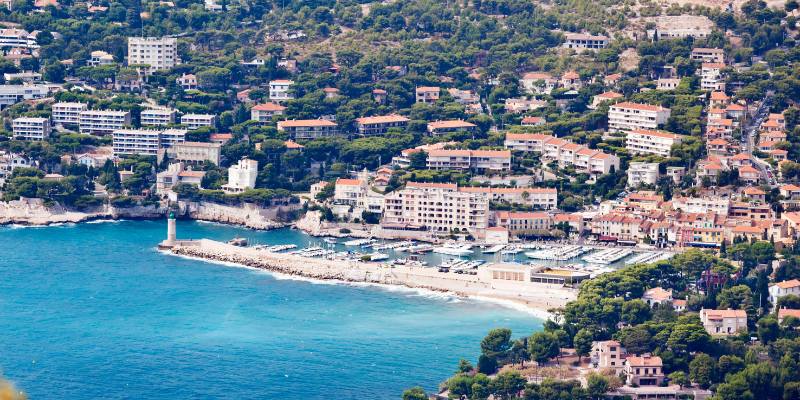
[0,220,542,399]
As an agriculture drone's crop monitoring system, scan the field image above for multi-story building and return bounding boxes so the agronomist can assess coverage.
[427,120,477,136]
[624,355,664,386]
[127,37,178,72]
[355,114,410,136]
[627,162,660,187]
[672,195,730,215]
[426,149,511,172]
[79,110,132,135]
[250,102,286,123]
[51,102,87,125]
[700,63,726,91]
[458,187,557,209]
[112,129,162,156]
[520,72,557,95]
[642,287,673,307]
[646,15,713,40]
[12,117,50,141]
[656,78,681,91]
[562,33,609,50]
[492,211,553,235]
[591,213,643,242]
[381,182,489,237]
[0,28,38,49]
[333,178,367,206]
[166,141,222,165]
[0,84,48,108]
[608,102,671,132]
[222,158,259,193]
[626,129,683,157]
[88,50,115,66]
[691,47,725,64]
[268,79,294,102]
[180,114,216,130]
[156,162,205,194]
[141,108,177,126]
[176,73,197,90]
[700,309,748,336]
[591,340,625,372]
[277,119,340,140]
[504,133,620,175]
[769,279,800,310]
[415,86,440,103]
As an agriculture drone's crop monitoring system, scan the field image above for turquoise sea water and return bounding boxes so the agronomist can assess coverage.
[0,220,541,399]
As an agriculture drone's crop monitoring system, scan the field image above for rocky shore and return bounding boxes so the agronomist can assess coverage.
[168,239,576,316]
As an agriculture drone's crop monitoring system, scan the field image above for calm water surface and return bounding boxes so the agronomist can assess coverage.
[0,220,541,399]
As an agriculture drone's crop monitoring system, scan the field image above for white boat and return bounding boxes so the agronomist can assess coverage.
[433,244,473,256]
[482,244,506,254]
[407,244,434,253]
[343,238,374,246]
[368,253,389,261]
[323,237,337,244]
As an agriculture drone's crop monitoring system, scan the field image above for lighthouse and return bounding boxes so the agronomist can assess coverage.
[159,211,177,249]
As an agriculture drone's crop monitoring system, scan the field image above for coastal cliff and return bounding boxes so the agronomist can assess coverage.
[181,202,293,230]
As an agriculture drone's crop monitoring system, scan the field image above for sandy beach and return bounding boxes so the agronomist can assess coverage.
[167,239,577,317]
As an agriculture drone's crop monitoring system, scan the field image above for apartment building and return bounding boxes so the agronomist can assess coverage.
[180,114,216,130]
[268,79,294,102]
[166,141,222,165]
[355,114,410,136]
[447,88,480,105]
[127,37,178,72]
[691,47,725,64]
[627,162,660,187]
[222,158,259,193]
[608,102,671,132]
[591,213,643,241]
[0,28,38,49]
[250,103,286,123]
[51,102,87,125]
[333,178,366,206]
[277,119,340,139]
[492,211,553,234]
[458,187,557,209]
[0,84,49,108]
[700,63,726,91]
[562,33,609,50]
[12,117,50,141]
[504,133,620,175]
[626,129,683,157]
[415,86,440,103]
[426,120,477,136]
[79,110,132,135]
[141,108,177,126]
[112,129,162,156]
[672,195,730,215]
[700,309,748,336]
[426,149,511,172]
[382,182,489,237]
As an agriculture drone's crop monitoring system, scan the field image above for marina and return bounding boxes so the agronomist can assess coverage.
[582,248,635,265]
[524,245,593,261]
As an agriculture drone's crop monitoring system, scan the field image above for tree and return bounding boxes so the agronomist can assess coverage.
[617,325,653,355]
[668,371,689,388]
[757,316,780,344]
[489,370,526,400]
[586,373,609,400]
[528,331,559,365]
[477,354,497,374]
[401,387,427,400]
[408,150,428,170]
[689,353,716,389]
[480,328,512,360]
[456,359,473,374]
[622,299,652,325]
[573,329,593,363]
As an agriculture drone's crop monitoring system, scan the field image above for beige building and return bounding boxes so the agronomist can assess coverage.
[591,340,625,371]
[458,187,557,209]
[427,120,477,136]
[167,141,222,165]
[355,114,410,136]
[626,129,683,157]
[624,355,665,386]
[79,110,132,135]
[250,103,286,122]
[381,182,489,237]
[700,309,747,336]
[642,287,673,307]
[492,211,553,234]
[415,86,440,103]
[426,149,511,172]
[277,119,340,140]
[127,37,178,72]
[12,117,50,141]
[691,47,724,64]
[608,102,671,132]
[504,133,619,175]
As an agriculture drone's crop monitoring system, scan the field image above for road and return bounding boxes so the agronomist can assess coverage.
[741,92,777,186]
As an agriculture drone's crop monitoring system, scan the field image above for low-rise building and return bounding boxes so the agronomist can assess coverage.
[700,308,748,336]
[355,114,410,136]
[156,162,205,194]
[268,79,294,102]
[333,178,367,206]
[627,162,660,187]
[51,102,87,125]
[642,287,673,307]
[277,119,340,140]
[166,141,222,165]
[426,149,511,172]
[222,158,258,193]
[656,78,681,91]
[608,102,671,133]
[0,84,49,108]
[624,355,664,386]
[176,73,197,90]
[79,110,132,135]
[88,50,115,66]
[769,279,800,310]
[562,33,609,50]
[427,120,477,136]
[590,91,623,109]
[251,102,286,123]
[521,116,545,126]
[180,114,216,130]
[691,47,725,64]
[415,86,440,103]
[646,15,713,40]
[12,117,50,141]
[519,72,557,95]
[625,129,683,157]
[591,340,625,371]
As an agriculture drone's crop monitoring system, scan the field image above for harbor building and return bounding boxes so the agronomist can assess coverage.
[51,102,87,125]
[223,159,259,193]
[127,37,178,72]
[608,102,671,133]
[79,110,132,135]
[12,117,50,141]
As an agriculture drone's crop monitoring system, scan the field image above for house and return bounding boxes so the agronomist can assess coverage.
[642,287,673,307]
[562,33,609,50]
[520,72,556,94]
[700,309,748,336]
[504,98,547,113]
[268,79,294,102]
[591,340,625,371]
[175,73,197,90]
[156,162,205,194]
[521,116,545,126]
[738,165,761,185]
[691,47,725,64]
[415,86,440,103]
[590,91,623,109]
[88,50,114,66]
[710,91,730,108]
[624,355,664,386]
[251,102,286,122]
[656,78,681,91]
[646,15,713,40]
[742,187,766,203]
[769,279,800,310]
[333,178,367,206]
[778,308,800,324]
[560,71,582,90]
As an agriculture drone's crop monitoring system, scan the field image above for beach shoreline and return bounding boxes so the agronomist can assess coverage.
[165,239,577,317]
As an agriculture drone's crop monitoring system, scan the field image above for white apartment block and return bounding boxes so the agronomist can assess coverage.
[159,128,187,148]
[12,117,50,141]
[141,108,177,126]
[608,102,671,132]
[426,149,511,172]
[333,178,367,206]
[769,279,800,310]
[627,162,660,187]
[0,84,48,108]
[277,119,340,140]
[458,187,557,209]
[382,182,489,237]
[504,133,620,175]
[179,114,216,130]
[112,129,161,156]
[626,129,683,157]
[223,159,259,193]
[51,102,87,125]
[127,37,178,72]
[672,196,730,215]
[700,63,726,92]
[691,48,725,64]
[562,33,609,50]
[0,28,38,49]
[700,309,747,336]
[268,80,294,102]
[79,110,132,135]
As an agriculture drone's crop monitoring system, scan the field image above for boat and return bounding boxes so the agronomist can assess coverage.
[368,253,389,261]
[407,244,434,254]
[227,237,248,246]
[343,238,374,246]
[482,244,506,254]
[323,237,338,244]
[433,243,473,256]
